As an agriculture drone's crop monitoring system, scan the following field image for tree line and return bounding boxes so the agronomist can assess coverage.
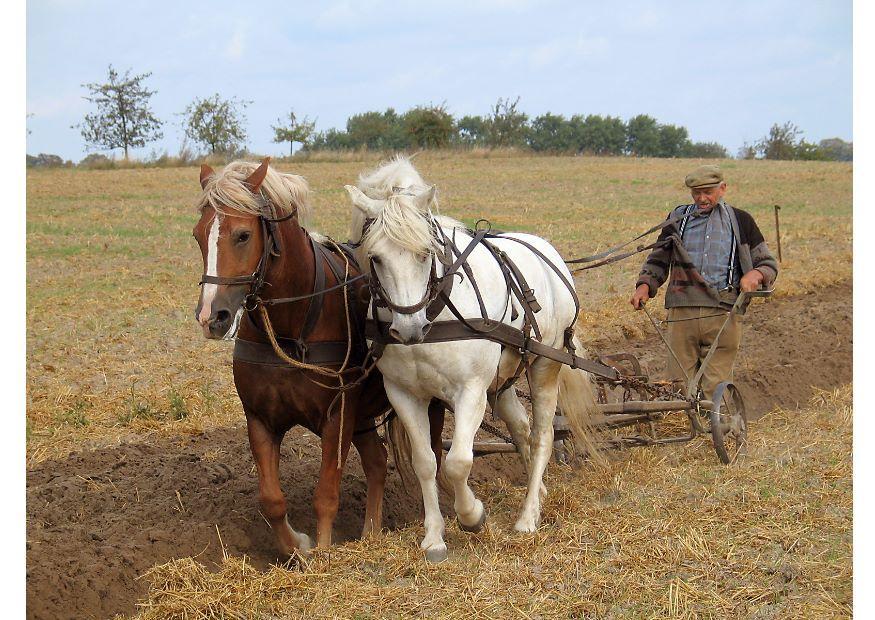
[27,65,853,166]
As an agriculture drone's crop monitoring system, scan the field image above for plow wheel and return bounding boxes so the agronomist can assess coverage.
[709,382,747,464]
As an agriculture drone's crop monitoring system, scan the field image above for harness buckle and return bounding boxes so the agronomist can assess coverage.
[243,294,261,312]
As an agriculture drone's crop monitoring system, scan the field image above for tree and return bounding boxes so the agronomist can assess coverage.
[570,115,626,155]
[402,104,455,148]
[737,142,758,160]
[456,115,488,146]
[183,94,250,154]
[271,110,316,155]
[684,141,729,159]
[625,114,660,156]
[818,137,853,161]
[76,65,163,159]
[346,109,408,150]
[310,128,355,151]
[485,97,529,147]
[656,124,689,158]
[756,122,802,160]
[528,113,574,152]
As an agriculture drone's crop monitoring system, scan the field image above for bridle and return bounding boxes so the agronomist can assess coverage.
[198,196,297,311]
[364,213,458,318]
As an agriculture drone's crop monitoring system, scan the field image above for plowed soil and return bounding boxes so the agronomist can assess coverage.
[26,281,851,620]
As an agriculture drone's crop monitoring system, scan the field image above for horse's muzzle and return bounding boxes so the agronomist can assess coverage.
[199,308,233,339]
[388,320,432,345]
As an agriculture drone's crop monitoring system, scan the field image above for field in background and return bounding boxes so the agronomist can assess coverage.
[131,386,851,619]
[25,155,852,463]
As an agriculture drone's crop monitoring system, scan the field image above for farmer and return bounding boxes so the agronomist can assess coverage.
[629,165,778,397]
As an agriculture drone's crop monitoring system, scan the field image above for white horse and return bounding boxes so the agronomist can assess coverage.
[344,156,598,562]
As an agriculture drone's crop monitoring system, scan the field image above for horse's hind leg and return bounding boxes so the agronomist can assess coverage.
[314,406,356,548]
[493,388,533,475]
[246,414,312,555]
[514,359,561,533]
[352,427,387,538]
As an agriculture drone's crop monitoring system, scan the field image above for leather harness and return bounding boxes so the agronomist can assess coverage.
[198,197,370,370]
[362,216,622,385]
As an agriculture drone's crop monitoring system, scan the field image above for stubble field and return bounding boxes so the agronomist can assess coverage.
[26,154,852,619]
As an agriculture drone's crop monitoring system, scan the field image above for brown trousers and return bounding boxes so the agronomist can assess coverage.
[665,306,742,398]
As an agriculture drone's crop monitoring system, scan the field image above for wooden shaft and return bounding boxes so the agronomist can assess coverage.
[774,204,783,263]
[597,400,691,414]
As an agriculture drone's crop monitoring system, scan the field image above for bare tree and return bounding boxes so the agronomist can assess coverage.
[76,66,163,159]
[271,110,316,155]
[182,94,250,154]
[486,97,529,147]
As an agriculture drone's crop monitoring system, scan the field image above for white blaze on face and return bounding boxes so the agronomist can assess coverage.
[198,214,221,324]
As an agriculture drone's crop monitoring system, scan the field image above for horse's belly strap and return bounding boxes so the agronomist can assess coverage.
[234,338,353,367]
[364,319,619,381]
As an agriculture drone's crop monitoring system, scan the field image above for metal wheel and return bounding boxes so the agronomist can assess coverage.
[709,382,747,464]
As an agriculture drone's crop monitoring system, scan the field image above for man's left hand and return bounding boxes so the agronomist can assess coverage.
[739,269,764,293]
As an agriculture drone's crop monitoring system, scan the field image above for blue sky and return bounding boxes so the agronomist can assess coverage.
[26,0,852,161]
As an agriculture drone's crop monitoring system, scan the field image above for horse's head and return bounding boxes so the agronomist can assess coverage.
[193,160,271,340]
[345,183,439,344]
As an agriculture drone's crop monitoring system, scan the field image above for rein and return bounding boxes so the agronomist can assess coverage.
[562,210,689,272]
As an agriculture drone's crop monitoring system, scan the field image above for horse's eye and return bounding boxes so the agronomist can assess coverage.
[370,255,382,265]
[237,231,251,244]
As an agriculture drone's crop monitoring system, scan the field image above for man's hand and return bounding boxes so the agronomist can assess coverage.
[630,283,650,310]
[739,269,764,293]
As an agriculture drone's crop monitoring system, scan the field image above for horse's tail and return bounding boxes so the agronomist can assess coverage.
[557,335,607,465]
[386,414,416,490]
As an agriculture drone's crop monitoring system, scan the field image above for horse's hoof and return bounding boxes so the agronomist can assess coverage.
[458,507,487,533]
[425,546,448,563]
[296,533,313,553]
[513,518,537,533]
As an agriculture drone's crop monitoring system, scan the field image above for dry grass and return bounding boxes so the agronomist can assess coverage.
[127,386,852,619]
[26,155,852,463]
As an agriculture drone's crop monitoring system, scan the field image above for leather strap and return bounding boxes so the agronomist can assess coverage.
[234,338,352,367]
[365,318,619,381]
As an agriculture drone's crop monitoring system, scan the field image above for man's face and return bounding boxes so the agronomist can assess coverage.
[691,182,726,211]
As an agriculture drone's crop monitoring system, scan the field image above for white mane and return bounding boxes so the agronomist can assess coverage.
[349,155,463,259]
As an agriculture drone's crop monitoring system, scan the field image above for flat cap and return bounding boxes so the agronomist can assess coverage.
[684,165,724,188]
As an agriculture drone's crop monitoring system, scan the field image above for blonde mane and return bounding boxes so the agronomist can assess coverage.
[197,160,313,226]
[349,155,462,259]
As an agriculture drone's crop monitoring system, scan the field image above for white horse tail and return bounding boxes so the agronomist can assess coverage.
[557,336,607,465]
[386,414,416,490]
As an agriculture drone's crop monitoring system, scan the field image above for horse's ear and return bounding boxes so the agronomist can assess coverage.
[244,157,271,193]
[415,185,436,211]
[345,185,382,217]
[199,164,215,190]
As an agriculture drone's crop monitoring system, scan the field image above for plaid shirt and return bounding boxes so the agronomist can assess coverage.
[636,202,778,312]
[678,201,737,290]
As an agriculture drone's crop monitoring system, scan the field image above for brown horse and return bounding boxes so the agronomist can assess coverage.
[192,159,442,554]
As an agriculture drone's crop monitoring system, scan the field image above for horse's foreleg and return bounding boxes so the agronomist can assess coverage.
[444,388,488,533]
[246,414,312,555]
[514,360,561,533]
[384,382,446,562]
[314,406,355,548]
[352,427,388,538]
[428,399,446,474]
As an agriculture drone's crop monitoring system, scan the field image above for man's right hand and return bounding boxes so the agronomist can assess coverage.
[630,284,650,310]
